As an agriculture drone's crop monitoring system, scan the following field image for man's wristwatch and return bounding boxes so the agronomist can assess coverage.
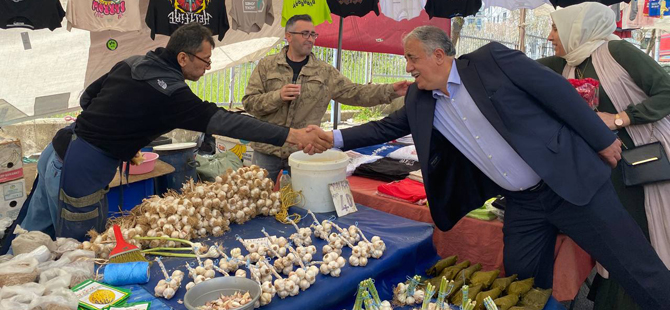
[614,113,624,129]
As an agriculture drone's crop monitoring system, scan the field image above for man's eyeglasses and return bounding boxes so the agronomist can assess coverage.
[185,52,212,66]
[288,31,319,39]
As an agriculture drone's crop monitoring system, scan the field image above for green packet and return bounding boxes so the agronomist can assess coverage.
[105,301,151,310]
[72,279,131,310]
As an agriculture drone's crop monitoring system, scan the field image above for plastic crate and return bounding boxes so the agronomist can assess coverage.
[107,178,154,216]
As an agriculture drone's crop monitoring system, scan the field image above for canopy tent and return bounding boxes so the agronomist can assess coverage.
[0,0,285,126]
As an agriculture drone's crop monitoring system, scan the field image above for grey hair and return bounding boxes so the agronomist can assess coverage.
[166,23,215,54]
[402,26,456,57]
[285,14,313,32]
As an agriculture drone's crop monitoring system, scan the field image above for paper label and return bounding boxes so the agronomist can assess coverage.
[245,236,271,247]
[72,280,130,310]
[329,180,357,217]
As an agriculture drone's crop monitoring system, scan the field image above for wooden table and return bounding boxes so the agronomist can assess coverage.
[347,175,595,302]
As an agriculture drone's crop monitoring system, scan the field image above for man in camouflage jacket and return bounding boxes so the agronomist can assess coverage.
[243,14,410,180]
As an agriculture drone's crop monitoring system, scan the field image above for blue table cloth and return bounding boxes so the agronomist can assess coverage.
[118,204,565,310]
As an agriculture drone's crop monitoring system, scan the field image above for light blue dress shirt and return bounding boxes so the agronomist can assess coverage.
[334,60,541,191]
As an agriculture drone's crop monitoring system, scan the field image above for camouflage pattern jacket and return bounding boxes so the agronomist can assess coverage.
[242,47,398,159]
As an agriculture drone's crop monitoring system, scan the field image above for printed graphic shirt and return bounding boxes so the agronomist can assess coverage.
[67,0,142,32]
[425,0,481,18]
[327,0,380,18]
[0,0,65,30]
[230,0,274,33]
[379,0,425,21]
[145,0,230,40]
[281,0,332,27]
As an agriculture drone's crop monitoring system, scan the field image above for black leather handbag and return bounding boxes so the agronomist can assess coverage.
[620,126,670,186]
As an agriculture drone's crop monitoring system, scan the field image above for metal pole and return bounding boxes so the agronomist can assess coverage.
[655,30,661,62]
[331,17,344,129]
[518,9,527,53]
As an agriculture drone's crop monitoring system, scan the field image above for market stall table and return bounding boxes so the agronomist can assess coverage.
[110,205,564,310]
[347,176,594,302]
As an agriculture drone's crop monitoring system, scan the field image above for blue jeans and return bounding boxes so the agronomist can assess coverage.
[21,144,61,238]
[251,151,289,184]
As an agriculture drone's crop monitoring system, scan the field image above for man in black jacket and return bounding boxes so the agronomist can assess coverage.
[18,23,332,241]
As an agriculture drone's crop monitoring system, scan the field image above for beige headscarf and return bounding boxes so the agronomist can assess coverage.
[550,2,620,66]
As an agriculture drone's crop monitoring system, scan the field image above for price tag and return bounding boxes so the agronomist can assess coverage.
[245,237,271,247]
[329,180,357,217]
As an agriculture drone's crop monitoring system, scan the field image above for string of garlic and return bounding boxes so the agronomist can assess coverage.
[153,257,182,299]
[288,218,313,247]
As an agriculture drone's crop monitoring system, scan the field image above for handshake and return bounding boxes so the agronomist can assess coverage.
[286,125,334,155]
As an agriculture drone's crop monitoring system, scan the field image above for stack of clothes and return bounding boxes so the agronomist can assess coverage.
[346,142,427,205]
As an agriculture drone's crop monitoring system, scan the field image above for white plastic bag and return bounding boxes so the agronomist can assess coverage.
[39,268,72,294]
[0,257,38,287]
[0,282,46,299]
[31,287,79,310]
[59,249,94,263]
[61,259,94,288]
[54,238,81,257]
[0,298,31,310]
[11,245,52,264]
[12,230,56,255]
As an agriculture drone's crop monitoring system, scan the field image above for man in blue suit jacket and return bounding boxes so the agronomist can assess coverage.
[328,26,670,308]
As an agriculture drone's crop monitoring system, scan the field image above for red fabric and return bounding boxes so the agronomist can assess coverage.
[314,11,451,55]
[377,178,426,203]
[348,176,595,302]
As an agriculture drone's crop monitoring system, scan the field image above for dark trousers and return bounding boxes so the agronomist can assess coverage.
[503,180,670,310]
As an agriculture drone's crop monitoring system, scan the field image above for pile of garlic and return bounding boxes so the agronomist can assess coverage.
[85,165,282,258]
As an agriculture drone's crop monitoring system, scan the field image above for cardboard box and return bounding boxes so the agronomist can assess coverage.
[0,136,23,183]
[213,135,255,166]
[0,178,26,221]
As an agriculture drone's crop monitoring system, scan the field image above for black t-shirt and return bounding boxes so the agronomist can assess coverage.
[0,0,65,30]
[425,0,481,18]
[327,0,380,17]
[354,157,421,182]
[145,0,230,40]
[286,54,309,83]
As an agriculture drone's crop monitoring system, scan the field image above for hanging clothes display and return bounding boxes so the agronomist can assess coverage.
[66,0,142,32]
[281,0,332,27]
[425,0,481,19]
[145,0,230,40]
[379,0,425,21]
[622,0,655,29]
[230,0,274,34]
[327,0,380,18]
[548,0,630,8]
[0,0,65,30]
[483,0,548,10]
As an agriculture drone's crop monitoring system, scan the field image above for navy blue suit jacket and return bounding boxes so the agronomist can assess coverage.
[340,42,616,231]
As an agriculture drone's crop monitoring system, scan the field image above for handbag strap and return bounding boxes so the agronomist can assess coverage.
[648,123,657,144]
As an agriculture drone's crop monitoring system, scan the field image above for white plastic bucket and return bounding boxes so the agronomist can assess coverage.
[288,150,349,213]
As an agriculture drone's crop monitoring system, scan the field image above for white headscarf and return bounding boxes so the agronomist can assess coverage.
[550,2,621,66]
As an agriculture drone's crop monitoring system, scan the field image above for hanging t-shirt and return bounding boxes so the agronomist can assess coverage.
[67,0,142,32]
[327,0,380,18]
[145,0,230,41]
[0,0,65,30]
[425,0,481,19]
[230,0,275,34]
[281,0,332,27]
[379,0,426,21]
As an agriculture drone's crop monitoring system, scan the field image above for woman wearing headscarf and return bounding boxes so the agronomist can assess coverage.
[538,3,670,309]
